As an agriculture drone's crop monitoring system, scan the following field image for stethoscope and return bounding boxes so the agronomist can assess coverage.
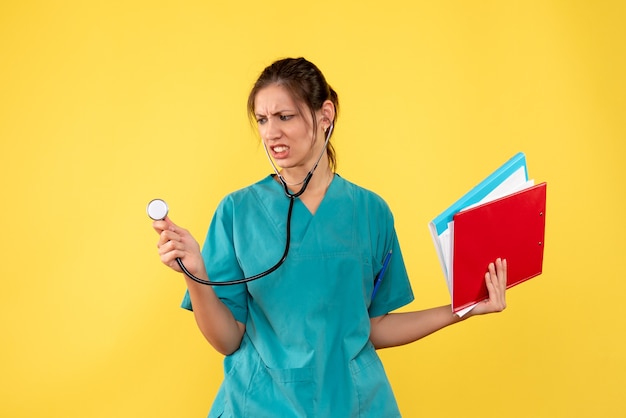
[148,123,334,286]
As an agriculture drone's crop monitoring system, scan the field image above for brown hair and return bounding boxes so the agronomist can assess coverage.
[247,57,339,171]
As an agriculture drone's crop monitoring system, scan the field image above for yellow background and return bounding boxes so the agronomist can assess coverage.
[1,1,624,417]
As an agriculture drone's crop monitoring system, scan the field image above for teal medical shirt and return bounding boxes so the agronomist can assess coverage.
[182,175,414,417]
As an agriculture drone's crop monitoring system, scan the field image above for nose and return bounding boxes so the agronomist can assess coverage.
[261,117,282,142]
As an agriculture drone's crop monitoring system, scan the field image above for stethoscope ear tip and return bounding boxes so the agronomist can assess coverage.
[147,198,169,220]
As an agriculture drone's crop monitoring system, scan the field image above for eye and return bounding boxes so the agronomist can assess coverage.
[256,117,267,125]
[279,114,293,121]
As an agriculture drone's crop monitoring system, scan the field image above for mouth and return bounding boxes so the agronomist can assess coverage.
[271,145,290,158]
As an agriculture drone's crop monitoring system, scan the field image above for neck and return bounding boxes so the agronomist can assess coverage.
[279,159,333,196]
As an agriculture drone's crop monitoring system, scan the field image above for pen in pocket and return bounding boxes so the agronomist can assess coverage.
[371,250,392,299]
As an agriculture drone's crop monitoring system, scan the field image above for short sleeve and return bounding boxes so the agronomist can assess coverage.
[180,195,249,324]
[367,199,414,317]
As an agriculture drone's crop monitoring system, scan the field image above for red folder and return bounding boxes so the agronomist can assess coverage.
[451,182,547,313]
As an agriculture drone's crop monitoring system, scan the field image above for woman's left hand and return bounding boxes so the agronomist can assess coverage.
[468,258,507,316]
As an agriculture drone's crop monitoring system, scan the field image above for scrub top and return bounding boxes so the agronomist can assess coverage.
[182,174,414,417]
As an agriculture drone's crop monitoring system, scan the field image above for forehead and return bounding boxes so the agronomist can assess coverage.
[254,84,300,114]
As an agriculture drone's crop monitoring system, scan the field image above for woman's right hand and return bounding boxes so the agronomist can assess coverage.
[153,217,206,279]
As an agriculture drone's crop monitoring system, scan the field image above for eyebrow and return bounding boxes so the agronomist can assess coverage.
[255,109,296,118]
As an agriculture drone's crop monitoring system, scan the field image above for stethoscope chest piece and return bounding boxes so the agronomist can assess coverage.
[147,199,169,221]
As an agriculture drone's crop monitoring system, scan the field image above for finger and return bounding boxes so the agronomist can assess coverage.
[499,258,508,309]
[158,238,190,266]
[488,261,497,284]
[152,220,168,234]
[487,262,498,293]
[164,218,189,238]
[157,229,184,249]
[487,261,502,294]
[158,237,181,255]
[163,216,176,228]
[495,257,503,277]
[152,216,177,232]
[159,244,186,261]
[484,269,495,297]
[490,258,506,311]
[161,228,185,246]
[160,250,185,272]
[496,258,507,291]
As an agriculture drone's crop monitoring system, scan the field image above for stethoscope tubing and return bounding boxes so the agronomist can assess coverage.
[172,123,333,286]
[175,196,295,286]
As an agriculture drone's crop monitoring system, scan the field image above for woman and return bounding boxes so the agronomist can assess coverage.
[153,57,507,417]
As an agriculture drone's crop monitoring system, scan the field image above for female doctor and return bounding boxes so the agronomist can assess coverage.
[152,57,507,417]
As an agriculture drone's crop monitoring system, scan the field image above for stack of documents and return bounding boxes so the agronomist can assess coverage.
[429,152,547,316]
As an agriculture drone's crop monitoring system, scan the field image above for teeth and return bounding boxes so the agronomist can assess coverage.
[273,146,288,152]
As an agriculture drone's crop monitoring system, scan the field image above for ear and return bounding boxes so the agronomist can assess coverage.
[320,100,336,127]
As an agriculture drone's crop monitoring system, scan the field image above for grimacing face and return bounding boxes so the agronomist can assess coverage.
[254,84,327,172]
